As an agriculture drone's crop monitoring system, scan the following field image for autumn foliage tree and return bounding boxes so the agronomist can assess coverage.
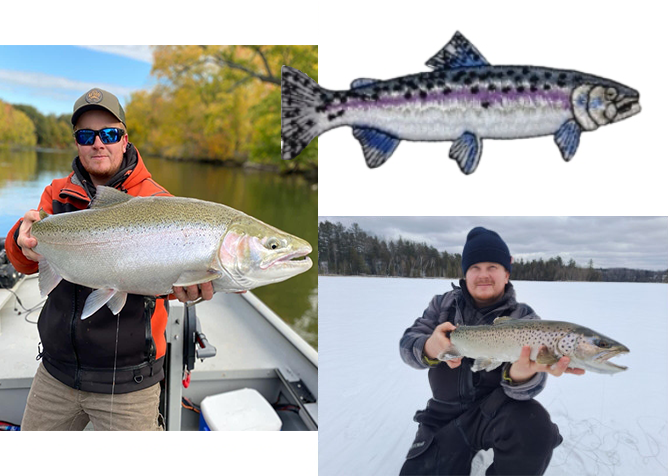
[0,100,37,147]
[126,45,317,172]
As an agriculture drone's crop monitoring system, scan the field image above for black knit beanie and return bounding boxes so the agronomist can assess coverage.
[461,227,512,273]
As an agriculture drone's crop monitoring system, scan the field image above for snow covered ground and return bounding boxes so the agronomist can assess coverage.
[319,276,668,476]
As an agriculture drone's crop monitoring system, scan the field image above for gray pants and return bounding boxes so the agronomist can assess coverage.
[21,363,164,431]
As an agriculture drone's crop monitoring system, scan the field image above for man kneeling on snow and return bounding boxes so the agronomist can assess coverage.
[399,227,583,475]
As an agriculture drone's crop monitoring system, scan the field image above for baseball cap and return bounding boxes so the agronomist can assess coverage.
[72,88,126,127]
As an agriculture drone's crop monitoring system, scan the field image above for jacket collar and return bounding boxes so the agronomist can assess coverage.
[71,143,139,198]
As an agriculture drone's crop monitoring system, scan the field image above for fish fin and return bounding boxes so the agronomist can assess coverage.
[281,65,324,160]
[351,78,379,89]
[554,119,582,162]
[437,349,462,361]
[37,260,62,297]
[493,316,514,325]
[472,358,504,372]
[173,269,223,287]
[536,347,560,365]
[106,292,128,316]
[81,288,117,320]
[352,127,401,168]
[91,186,132,209]
[38,208,50,220]
[426,31,490,70]
[449,132,482,174]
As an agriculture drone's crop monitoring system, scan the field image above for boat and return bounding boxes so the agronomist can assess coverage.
[0,245,318,431]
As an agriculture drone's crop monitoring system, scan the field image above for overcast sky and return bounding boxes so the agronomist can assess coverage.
[318,217,668,271]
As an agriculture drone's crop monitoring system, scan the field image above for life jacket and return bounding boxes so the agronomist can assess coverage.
[6,144,172,394]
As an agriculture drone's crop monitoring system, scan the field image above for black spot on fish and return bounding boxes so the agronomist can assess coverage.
[393,84,403,92]
[543,84,552,90]
[496,71,505,78]
[443,87,452,95]
[407,81,418,89]
[530,85,538,92]
[529,75,539,83]
[319,93,328,101]
[470,86,479,94]
[506,69,514,76]
[453,71,465,82]
[517,86,525,93]
[502,86,511,93]
[340,96,348,104]
[522,67,530,75]
[481,101,490,109]
[559,72,567,80]
[371,94,379,101]
[426,82,434,90]
[488,84,497,91]
[544,71,552,79]
[557,80,566,87]
[464,77,473,85]
[419,90,427,99]
[404,92,412,99]
[305,119,315,127]
[337,110,345,117]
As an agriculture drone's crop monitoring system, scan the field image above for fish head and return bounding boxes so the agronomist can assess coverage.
[572,328,630,374]
[572,80,640,131]
[217,217,313,291]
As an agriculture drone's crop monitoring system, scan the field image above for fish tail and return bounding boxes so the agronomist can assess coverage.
[281,66,325,160]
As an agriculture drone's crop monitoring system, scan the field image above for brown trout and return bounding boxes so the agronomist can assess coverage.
[438,317,629,374]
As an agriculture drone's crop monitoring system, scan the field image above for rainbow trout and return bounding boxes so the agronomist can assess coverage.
[438,317,629,374]
[32,186,312,319]
[281,32,640,174]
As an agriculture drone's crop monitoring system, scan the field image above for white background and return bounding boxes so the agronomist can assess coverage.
[317,2,666,217]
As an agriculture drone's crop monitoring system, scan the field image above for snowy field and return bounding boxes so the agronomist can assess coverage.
[319,276,668,476]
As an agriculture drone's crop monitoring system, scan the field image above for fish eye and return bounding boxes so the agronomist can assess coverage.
[594,339,610,348]
[266,238,281,250]
[605,87,617,100]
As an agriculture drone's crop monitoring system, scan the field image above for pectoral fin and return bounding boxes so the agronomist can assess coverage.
[37,260,62,297]
[536,346,560,365]
[352,127,401,168]
[449,132,482,174]
[554,119,582,162]
[173,269,223,287]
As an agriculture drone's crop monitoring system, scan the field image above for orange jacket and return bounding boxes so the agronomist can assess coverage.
[6,144,173,394]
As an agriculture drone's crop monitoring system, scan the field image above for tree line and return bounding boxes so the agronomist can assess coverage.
[318,221,668,283]
[0,100,73,149]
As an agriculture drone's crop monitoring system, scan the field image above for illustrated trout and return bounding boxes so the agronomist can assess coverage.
[31,186,313,319]
[281,31,640,174]
[438,317,629,374]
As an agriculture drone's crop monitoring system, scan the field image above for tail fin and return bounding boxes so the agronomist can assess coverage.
[281,66,324,160]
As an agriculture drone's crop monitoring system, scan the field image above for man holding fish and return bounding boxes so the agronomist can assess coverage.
[399,227,582,475]
[5,89,215,431]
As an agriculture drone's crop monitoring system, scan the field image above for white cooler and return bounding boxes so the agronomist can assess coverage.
[199,388,282,431]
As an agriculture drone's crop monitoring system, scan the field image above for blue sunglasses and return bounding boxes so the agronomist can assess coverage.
[74,127,125,146]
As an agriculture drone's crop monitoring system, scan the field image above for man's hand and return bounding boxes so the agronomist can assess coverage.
[424,322,462,369]
[509,345,586,383]
[17,210,43,262]
[173,282,215,303]
[172,282,248,303]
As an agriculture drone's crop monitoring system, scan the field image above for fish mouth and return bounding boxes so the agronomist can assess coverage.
[594,347,629,372]
[609,96,641,122]
[261,248,313,270]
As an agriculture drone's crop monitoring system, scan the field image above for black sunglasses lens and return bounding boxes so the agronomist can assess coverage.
[99,128,121,144]
[75,130,96,145]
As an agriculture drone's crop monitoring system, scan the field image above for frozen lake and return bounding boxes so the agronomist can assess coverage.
[319,276,668,476]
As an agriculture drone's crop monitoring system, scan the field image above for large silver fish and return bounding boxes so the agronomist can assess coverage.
[438,317,629,374]
[31,186,313,319]
[281,32,641,174]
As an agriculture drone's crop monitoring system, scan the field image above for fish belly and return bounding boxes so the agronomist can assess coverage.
[341,100,572,141]
[36,227,220,295]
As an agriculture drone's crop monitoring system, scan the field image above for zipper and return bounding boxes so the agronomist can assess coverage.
[144,297,157,363]
[71,285,82,389]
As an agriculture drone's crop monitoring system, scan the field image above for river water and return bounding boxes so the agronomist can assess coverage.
[0,147,318,348]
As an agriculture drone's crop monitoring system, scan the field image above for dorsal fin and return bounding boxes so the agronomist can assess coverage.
[38,208,50,220]
[351,78,379,89]
[91,185,133,209]
[426,31,490,70]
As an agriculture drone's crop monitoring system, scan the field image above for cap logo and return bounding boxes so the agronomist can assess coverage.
[85,89,103,104]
